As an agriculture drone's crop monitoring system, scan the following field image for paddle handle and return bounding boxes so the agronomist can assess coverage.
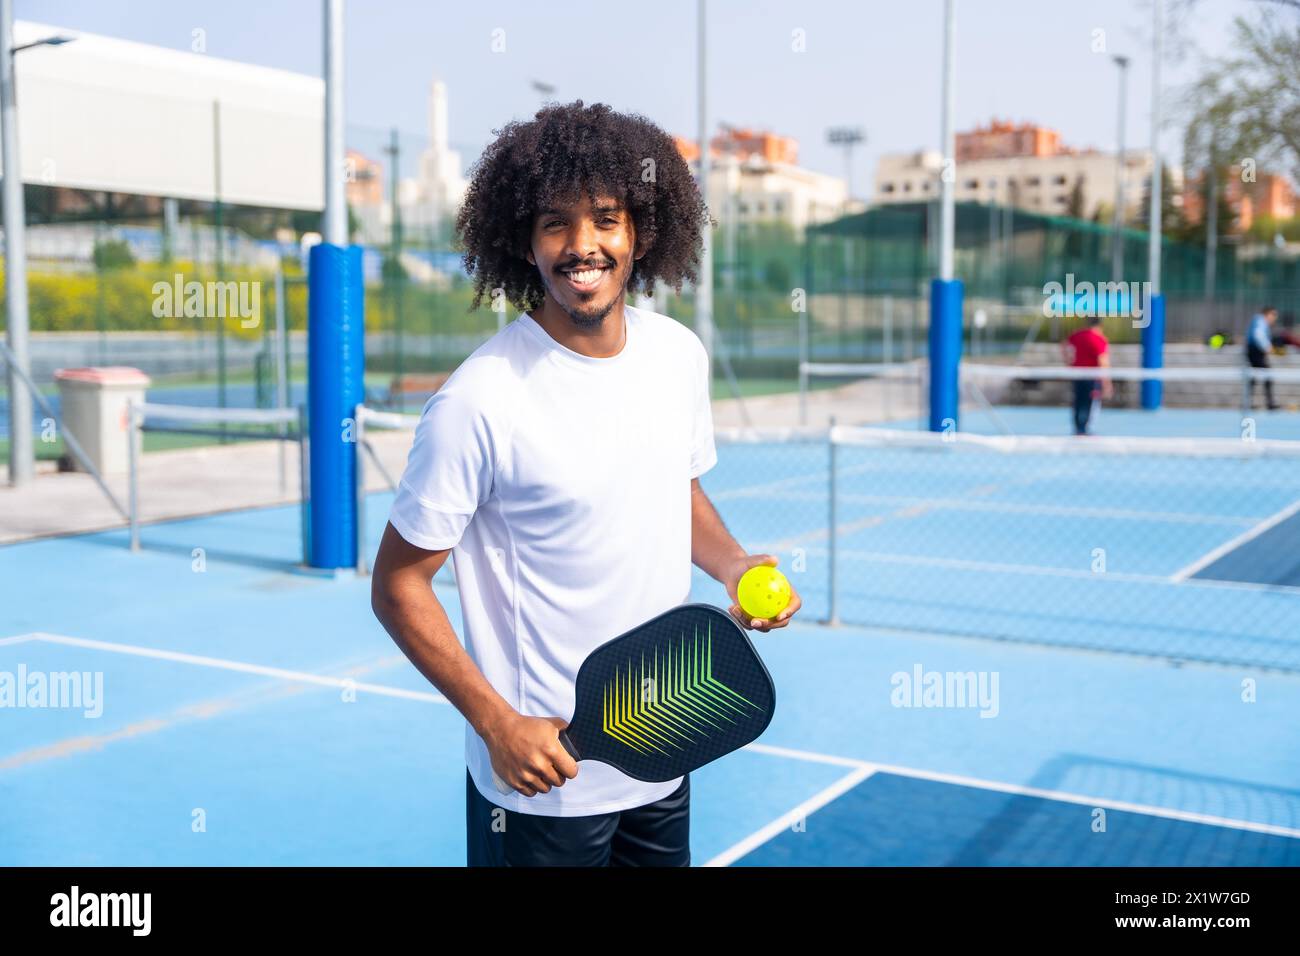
[491,729,581,794]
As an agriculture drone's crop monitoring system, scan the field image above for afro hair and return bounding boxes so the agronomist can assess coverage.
[454,100,712,313]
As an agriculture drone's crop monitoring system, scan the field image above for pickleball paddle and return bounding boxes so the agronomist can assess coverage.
[490,603,775,794]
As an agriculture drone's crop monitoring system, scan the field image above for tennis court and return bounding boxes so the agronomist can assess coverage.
[4,424,1298,866]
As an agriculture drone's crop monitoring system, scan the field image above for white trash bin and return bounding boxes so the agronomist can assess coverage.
[53,366,151,476]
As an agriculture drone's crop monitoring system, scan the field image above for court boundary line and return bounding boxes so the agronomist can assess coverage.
[6,632,448,704]
[8,632,1298,863]
[706,746,1300,866]
[1170,498,1300,583]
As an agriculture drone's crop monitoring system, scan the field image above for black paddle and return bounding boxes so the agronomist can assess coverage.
[491,603,776,793]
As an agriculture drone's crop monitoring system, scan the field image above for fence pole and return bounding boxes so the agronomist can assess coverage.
[827,414,839,626]
[275,265,288,494]
[883,294,893,364]
[355,405,368,576]
[298,404,310,567]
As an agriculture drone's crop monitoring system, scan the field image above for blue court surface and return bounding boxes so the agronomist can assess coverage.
[3,431,1300,866]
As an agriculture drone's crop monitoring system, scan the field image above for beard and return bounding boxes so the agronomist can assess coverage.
[546,259,631,330]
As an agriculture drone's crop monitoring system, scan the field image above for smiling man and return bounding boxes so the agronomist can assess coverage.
[369,100,801,867]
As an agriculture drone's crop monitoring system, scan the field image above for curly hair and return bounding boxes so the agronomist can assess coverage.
[455,100,712,313]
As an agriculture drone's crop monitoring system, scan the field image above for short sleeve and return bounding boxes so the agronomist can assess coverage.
[689,338,718,479]
[387,385,496,551]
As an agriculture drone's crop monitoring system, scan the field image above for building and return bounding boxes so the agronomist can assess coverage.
[1182,165,1296,234]
[404,77,467,243]
[346,149,386,245]
[874,119,1156,224]
[677,125,862,238]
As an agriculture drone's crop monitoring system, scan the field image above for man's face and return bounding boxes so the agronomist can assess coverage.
[527,190,641,329]
[1266,310,1278,324]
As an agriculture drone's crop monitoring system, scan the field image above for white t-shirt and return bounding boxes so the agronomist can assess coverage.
[387,304,718,817]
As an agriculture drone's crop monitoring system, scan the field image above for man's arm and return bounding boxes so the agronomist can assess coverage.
[690,477,801,631]
[1097,350,1114,399]
[690,477,747,583]
[370,522,577,796]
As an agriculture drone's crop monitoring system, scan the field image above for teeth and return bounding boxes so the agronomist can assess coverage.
[566,268,605,284]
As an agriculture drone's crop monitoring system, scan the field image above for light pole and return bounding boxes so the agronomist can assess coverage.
[1110,54,1129,283]
[1142,0,1165,411]
[827,127,865,209]
[696,0,714,389]
[827,127,865,354]
[928,0,962,433]
[2,12,74,488]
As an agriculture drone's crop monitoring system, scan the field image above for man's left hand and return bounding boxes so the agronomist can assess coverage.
[723,553,802,632]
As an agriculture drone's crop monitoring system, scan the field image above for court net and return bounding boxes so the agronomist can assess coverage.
[799,358,1300,438]
[711,423,1300,672]
[127,401,307,563]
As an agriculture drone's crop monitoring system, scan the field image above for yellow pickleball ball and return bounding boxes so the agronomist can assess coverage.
[737,565,791,620]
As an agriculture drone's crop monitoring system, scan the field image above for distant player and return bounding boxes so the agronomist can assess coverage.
[1061,316,1113,436]
[1245,305,1280,411]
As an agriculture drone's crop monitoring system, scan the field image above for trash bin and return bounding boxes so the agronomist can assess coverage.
[52,366,151,476]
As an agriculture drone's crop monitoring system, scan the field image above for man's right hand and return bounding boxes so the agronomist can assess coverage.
[482,712,579,797]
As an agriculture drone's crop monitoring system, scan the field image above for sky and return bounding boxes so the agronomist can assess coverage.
[17,0,1261,198]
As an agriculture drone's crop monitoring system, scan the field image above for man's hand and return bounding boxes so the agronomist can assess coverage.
[481,712,578,797]
[724,553,802,632]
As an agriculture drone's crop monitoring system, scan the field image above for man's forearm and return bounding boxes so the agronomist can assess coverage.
[373,582,514,740]
[691,483,747,582]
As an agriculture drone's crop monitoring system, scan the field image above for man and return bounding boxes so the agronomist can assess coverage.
[1245,305,1280,411]
[1061,316,1113,435]
[369,101,802,867]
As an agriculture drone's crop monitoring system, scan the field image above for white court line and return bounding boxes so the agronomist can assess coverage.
[707,746,1300,866]
[0,633,39,647]
[18,633,1300,859]
[703,765,876,867]
[758,491,1257,528]
[22,633,449,705]
[1170,498,1300,582]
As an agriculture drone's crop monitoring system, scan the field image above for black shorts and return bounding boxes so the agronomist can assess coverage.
[465,769,691,867]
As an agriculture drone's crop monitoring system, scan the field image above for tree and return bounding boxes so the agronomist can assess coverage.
[1066,176,1087,220]
[1181,4,1300,188]
[92,239,134,271]
[1136,162,1183,238]
[1177,165,1237,245]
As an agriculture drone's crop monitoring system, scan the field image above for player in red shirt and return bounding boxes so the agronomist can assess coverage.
[1060,317,1113,435]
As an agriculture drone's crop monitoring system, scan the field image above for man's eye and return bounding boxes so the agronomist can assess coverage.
[545,220,563,228]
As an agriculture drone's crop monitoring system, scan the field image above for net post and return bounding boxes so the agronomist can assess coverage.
[928,278,963,431]
[1140,292,1165,409]
[827,414,839,627]
[127,399,140,553]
